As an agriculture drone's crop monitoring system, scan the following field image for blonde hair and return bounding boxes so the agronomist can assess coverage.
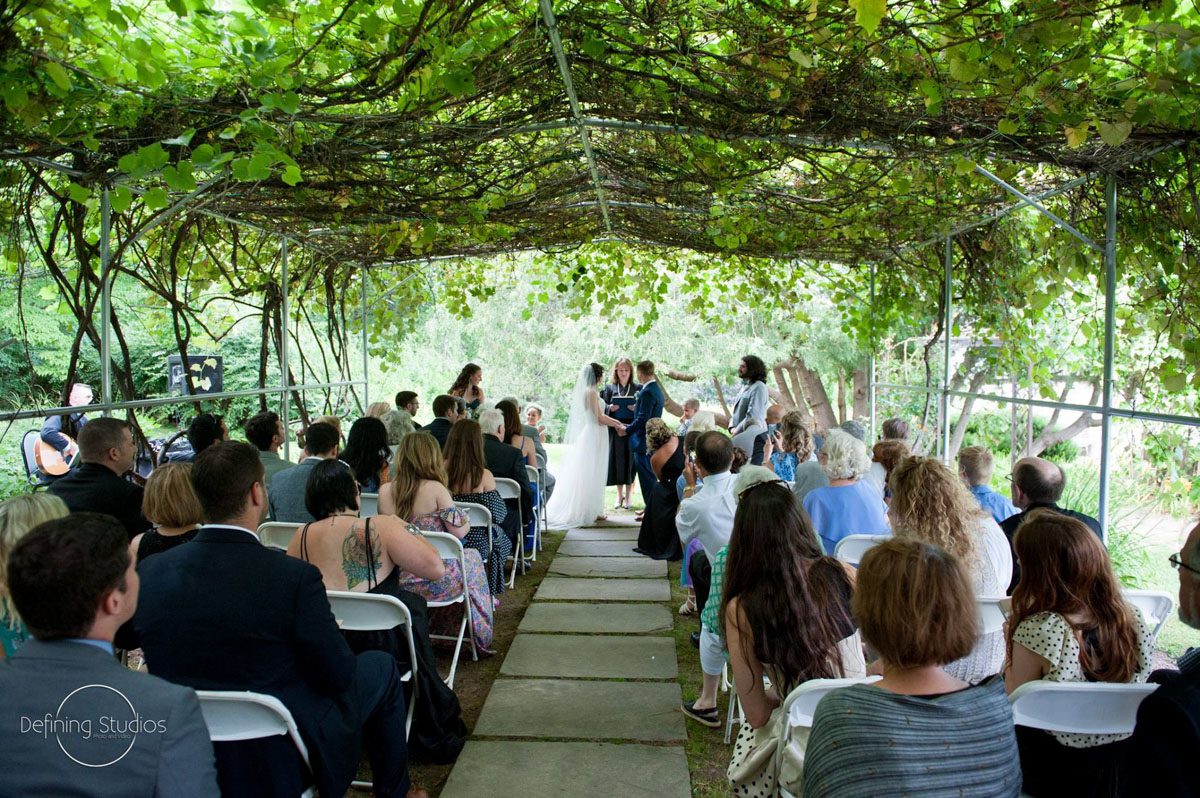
[315,415,341,433]
[888,455,985,564]
[688,410,717,434]
[646,418,673,452]
[142,463,204,529]
[818,429,871,480]
[366,401,391,419]
[957,445,995,486]
[0,493,69,625]
[778,411,813,459]
[390,433,448,520]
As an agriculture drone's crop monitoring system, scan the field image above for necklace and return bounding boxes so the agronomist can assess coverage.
[332,511,359,520]
[614,382,633,397]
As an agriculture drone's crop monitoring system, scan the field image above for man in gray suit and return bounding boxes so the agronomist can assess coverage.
[0,513,217,797]
[268,421,339,522]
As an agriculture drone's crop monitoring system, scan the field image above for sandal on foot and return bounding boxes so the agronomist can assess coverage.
[681,700,720,728]
[678,596,697,615]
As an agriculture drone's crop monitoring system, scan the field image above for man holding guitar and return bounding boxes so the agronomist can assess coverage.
[37,383,93,477]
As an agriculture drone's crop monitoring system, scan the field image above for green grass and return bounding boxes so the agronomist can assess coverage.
[668,559,733,798]
[1133,542,1200,659]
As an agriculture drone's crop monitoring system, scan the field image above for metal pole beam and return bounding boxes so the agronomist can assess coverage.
[538,0,613,233]
[973,165,1103,252]
[99,189,113,414]
[868,262,877,443]
[941,236,953,462]
[361,270,369,410]
[1098,175,1117,536]
[280,240,291,460]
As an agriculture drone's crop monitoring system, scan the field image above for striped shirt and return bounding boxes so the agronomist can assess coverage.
[803,675,1021,797]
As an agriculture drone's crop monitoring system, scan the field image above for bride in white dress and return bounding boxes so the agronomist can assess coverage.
[547,363,627,528]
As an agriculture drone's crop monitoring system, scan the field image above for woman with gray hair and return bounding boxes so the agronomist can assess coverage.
[802,429,889,555]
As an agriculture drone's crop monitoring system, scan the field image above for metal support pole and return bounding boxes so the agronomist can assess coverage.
[1098,175,1117,536]
[361,270,369,410]
[868,262,877,443]
[941,236,953,463]
[280,240,291,460]
[99,189,113,414]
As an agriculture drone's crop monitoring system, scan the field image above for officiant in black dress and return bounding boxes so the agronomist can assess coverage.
[601,357,640,510]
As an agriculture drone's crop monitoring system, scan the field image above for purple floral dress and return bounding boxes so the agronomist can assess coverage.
[399,506,494,650]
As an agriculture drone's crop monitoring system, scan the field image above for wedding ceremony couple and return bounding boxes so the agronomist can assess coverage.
[545,360,664,529]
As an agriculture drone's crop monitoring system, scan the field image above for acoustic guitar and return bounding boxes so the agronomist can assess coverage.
[34,435,77,477]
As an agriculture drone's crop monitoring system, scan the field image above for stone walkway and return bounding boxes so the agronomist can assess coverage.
[441,521,691,797]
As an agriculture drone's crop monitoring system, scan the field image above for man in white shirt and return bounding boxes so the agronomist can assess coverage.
[677,430,737,612]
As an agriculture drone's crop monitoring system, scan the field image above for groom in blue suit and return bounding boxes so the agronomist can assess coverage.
[624,360,665,513]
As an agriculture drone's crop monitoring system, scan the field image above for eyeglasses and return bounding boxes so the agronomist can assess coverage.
[1169,553,1200,576]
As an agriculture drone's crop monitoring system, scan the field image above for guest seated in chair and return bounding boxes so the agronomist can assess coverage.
[130,462,203,564]
[288,459,467,764]
[887,456,1012,682]
[720,467,865,793]
[380,433,495,650]
[1117,518,1200,797]
[0,493,69,658]
[804,538,1021,797]
[341,416,392,492]
[444,419,514,596]
[1004,511,1152,797]
[48,416,150,540]
[801,429,889,555]
[0,513,218,797]
[131,441,425,798]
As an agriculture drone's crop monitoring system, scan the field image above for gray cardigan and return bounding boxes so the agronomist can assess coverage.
[803,676,1021,798]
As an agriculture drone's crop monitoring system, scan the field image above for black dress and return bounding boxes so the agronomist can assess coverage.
[636,436,685,560]
[299,520,468,764]
[135,527,200,562]
[602,381,640,485]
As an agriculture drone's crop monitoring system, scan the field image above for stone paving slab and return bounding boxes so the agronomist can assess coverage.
[440,741,691,798]
[472,678,686,741]
[549,556,667,578]
[563,527,639,541]
[558,539,647,557]
[519,602,673,634]
[501,634,677,679]
[536,577,671,602]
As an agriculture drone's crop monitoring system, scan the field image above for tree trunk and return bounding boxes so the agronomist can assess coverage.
[658,380,684,418]
[784,361,812,425]
[712,377,732,427]
[794,356,838,431]
[772,362,798,410]
[852,368,869,421]
[1018,381,1102,459]
[948,366,991,459]
[837,373,848,424]
[663,369,695,382]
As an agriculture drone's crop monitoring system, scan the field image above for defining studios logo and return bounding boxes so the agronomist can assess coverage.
[20,684,167,767]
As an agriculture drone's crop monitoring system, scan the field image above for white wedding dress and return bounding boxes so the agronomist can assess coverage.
[547,366,610,529]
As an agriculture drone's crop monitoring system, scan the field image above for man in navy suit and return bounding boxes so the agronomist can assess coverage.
[1117,520,1200,797]
[624,360,665,515]
[132,441,424,798]
[0,513,217,797]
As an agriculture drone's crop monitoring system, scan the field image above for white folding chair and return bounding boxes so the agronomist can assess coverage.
[258,521,302,550]
[525,464,543,560]
[418,530,477,687]
[776,677,882,798]
[533,455,548,551]
[325,590,418,736]
[721,663,743,744]
[977,596,1010,636]
[494,477,526,586]
[1123,589,1174,645]
[833,534,890,566]
[195,690,314,798]
[1009,680,1158,735]
[358,492,379,518]
[455,501,494,565]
